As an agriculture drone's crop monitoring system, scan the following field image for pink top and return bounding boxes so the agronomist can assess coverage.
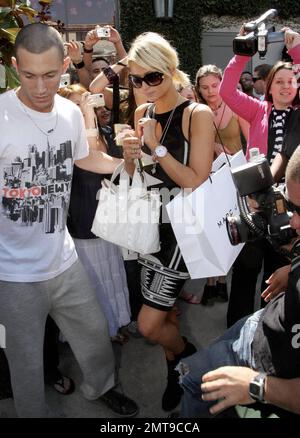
[219,45,300,160]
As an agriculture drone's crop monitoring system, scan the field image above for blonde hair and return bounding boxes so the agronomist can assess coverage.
[57,83,87,99]
[128,32,189,88]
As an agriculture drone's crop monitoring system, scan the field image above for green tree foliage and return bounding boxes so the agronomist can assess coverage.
[120,0,202,82]
[201,1,300,18]
[0,0,53,92]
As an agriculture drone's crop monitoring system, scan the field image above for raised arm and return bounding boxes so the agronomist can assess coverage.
[219,54,262,123]
[65,41,91,89]
[89,58,127,110]
[75,93,122,173]
[284,28,300,64]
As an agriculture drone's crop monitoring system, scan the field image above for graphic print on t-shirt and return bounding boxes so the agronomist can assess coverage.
[1,139,73,234]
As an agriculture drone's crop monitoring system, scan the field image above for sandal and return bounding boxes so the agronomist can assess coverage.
[179,290,201,304]
[53,376,75,395]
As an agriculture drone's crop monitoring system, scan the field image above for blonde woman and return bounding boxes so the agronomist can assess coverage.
[122,32,215,411]
[195,64,249,157]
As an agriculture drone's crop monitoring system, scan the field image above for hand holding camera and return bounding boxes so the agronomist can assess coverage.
[95,25,111,39]
[88,93,105,108]
[80,93,105,121]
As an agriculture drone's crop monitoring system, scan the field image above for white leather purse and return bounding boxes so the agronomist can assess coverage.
[91,162,161,255]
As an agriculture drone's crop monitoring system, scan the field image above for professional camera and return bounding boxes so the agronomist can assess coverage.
[233,9,284,58]
[226,158,296,246]
[96,27,110,38]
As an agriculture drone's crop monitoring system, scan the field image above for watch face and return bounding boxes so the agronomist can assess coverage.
[250,382,261,397]
[155,145,167,157]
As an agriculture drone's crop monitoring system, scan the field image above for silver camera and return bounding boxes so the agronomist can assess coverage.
[90,93,105,108]
[59,73,70,89]
[96,27,110,38]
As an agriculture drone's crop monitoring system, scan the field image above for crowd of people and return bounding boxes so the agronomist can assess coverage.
[0,19,300,419]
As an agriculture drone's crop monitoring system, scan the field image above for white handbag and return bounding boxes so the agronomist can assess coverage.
[91,162,161,255]
[166,151,246,278]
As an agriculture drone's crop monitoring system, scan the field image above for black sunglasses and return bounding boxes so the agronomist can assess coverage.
[284,188,300,215]
[253,77,262,83]
[128,71,164,89]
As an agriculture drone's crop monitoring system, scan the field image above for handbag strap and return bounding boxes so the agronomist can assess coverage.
[188,103,198,141]
[108,161,146,192]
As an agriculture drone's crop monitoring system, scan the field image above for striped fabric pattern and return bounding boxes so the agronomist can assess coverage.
[269,106,291,164]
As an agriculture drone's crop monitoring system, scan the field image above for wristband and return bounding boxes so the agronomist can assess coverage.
[83,46,93,53]
[102,66,117,84]
[73,60,85,69]
[86,128,99,138]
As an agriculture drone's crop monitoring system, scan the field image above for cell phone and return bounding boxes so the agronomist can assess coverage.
[96,27,110,38]
[59,73,71,88]
[90,93,105,108]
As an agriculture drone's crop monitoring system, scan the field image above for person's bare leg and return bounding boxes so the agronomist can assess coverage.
[138,304,184,359]
[138,304,196,411]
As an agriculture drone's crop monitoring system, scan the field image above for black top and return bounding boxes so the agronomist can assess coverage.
[67,126,121,239]
[142,100,192,190]
[282,107,300,159]
[139,100,195,273]
[252,244,300,379]
[67,164,105,239]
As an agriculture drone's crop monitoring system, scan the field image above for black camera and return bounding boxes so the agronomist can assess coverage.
[233,9,284,58]
[226,158,296,246]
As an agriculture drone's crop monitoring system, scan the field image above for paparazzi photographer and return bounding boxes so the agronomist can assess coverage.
[220,27,300,161]
[219,26,300,326]
[179,146,300,418]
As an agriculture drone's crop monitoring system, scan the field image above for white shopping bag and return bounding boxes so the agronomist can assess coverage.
[166,151,246,279]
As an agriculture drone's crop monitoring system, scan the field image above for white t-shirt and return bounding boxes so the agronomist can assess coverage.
[0,90,88,282]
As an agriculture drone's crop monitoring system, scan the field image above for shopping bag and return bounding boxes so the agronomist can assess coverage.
[166,151,246,278]
[91,162,161,255]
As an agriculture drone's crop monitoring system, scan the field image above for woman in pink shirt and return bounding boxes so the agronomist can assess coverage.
[220,28,300,163]
[219,28,300,329]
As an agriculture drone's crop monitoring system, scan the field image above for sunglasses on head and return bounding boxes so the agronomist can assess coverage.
[284,188,300,215]
[128,71,164,88]
[253,77,262,83]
